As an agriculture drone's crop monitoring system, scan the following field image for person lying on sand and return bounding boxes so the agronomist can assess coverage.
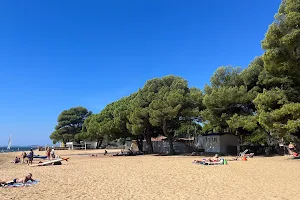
[206,154,220,162]
[115,150,125,156]
[193,154,220,164]
[0,173,35,185]
[127,149,133,156]
[227,156,247,161]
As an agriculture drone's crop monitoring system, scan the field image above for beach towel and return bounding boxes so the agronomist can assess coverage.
[1,180,39,188]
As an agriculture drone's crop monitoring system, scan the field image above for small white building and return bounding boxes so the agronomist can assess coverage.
[195,133,238,154]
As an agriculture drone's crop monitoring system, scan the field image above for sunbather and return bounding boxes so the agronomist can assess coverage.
[205,154,220,162]
[193,154,220,164]
[0,173,35,186]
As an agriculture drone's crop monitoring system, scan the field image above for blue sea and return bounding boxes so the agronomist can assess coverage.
[0,146,37,153]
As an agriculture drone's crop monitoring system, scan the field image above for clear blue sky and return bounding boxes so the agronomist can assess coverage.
[0,0,281,146]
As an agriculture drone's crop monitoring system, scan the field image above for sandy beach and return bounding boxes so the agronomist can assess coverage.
[1,150,299,200]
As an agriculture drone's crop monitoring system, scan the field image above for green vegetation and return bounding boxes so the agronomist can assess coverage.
[50,0,300,154]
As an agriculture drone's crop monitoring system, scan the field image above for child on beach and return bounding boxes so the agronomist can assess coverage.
[11,157,21,163]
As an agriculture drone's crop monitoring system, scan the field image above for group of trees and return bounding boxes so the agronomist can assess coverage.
[51,77,204,155]
[50,0,300,154]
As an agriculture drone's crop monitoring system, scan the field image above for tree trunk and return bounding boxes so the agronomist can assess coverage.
[143,133,154,154]
[136,135,143,152]
[265,132,272,156]
[96,138,103,149]
[145,125,154,154]
[163,119,174,155]
[167,133,175,155]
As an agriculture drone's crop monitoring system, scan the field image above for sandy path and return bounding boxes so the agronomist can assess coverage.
[1,150,299,200]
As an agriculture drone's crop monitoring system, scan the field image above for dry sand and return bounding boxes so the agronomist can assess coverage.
[1,149,299,200]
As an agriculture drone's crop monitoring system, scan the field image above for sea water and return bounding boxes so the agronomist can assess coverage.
[0,146,36,153]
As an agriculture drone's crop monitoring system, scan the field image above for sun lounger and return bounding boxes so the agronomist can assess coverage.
[239,149,254,158]
[245,153,254,158]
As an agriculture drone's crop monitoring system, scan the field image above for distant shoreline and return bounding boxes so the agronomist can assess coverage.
[0,146,39,153]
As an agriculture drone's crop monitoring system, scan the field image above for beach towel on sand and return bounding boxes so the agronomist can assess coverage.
[1,180,39,188]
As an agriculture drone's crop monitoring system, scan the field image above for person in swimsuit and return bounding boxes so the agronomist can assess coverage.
[0,173,35,186]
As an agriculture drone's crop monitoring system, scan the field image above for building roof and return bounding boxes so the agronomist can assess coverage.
[174,137,194,142]
[151,136,167,141]
[150,136,195,142]
[201,133,237,137]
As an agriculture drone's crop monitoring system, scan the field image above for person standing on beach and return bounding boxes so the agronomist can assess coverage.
[21,151,27,163]
[28,149,34,165]
[51,148,55,159]
[46,147,51,160]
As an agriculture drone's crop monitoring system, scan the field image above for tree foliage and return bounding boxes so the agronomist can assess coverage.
[50,0,300,152]
[262,0,300,83]
[50,107,92,144]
